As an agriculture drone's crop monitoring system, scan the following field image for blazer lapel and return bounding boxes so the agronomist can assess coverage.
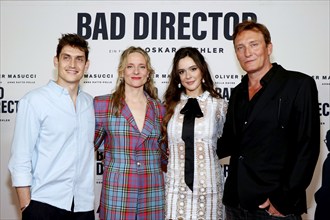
[121,96,156,148]
[121,100,140,132]
[138,98,156,145]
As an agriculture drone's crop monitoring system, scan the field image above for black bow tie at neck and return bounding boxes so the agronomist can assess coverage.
[180,98,203,191]
[180,98,204,118]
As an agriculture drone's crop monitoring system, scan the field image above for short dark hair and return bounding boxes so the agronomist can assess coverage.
[232,20,271,46]
[56,33,89,60]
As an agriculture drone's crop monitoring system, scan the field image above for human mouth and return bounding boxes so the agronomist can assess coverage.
[185,81,195,85]
[66,69,78,74]
[245,59,255,64]
[131,77,141,80]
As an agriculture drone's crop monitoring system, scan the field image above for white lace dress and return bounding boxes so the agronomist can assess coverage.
[165,91,227,220]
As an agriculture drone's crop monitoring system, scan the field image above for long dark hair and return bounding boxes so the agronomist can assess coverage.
[161,47,220,143]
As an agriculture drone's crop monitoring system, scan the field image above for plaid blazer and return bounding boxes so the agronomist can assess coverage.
[94,93,166,220]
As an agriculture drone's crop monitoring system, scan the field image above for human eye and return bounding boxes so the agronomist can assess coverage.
[190,66,198,72]
[177,69,184,75]
[140,65,146,69]
[77,57,85,62]
[126,65,133,69]
[236,45,244,52]
[251,42,259,48]
[62,55,70,60]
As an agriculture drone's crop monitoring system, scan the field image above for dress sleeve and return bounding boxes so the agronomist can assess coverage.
[93,97,106,151]
[217,99,228,138]
[159,102,168,171]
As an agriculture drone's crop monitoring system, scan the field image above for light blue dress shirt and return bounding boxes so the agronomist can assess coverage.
[8,80,95,212]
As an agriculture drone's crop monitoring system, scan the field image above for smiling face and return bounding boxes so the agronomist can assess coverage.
[54,45,89,87]
[177,56,203,97]
[122,52,149,90]
[234,29,272,75]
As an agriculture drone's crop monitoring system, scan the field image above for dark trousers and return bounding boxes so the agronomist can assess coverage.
[225,205,302,220]
[22,200,95,220]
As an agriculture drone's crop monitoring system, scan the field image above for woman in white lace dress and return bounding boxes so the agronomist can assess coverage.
[162,47,227,220]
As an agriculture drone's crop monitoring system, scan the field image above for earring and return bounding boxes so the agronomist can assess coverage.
[202,79,205,83]
[178,83,181,88]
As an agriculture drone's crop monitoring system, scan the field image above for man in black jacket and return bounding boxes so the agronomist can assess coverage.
[217,20,320,219]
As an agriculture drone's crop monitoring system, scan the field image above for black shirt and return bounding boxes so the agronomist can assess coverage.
[236,65,276,138]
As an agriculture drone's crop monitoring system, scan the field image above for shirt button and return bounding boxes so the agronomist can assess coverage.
[137,162,141,166]
[244,121,247,125]
[239,156,244,160]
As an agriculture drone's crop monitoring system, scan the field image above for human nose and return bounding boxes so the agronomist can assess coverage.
[244,46,252,57]
[69,59,76,68]
[181,69,192,78]
[133,67,139,75]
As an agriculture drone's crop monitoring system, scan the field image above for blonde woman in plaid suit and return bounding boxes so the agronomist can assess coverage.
[94,47,167,220]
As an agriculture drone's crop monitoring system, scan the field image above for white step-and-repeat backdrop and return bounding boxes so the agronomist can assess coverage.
[1,1,329,219]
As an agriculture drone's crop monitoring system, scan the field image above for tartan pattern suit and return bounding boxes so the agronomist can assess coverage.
[94,93,166,220]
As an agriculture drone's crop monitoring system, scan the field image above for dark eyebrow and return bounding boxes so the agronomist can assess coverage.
[187,65,198,69]
[61,53,85,58]
[177,65,197,72]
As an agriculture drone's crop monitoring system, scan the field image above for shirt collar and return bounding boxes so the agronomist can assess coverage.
[241,62,278,88]
[181,91,210,101]
[260,63,277,86]
[48,80,81,96]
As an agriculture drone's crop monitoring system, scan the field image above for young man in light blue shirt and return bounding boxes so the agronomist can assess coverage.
[8,33,95,220]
